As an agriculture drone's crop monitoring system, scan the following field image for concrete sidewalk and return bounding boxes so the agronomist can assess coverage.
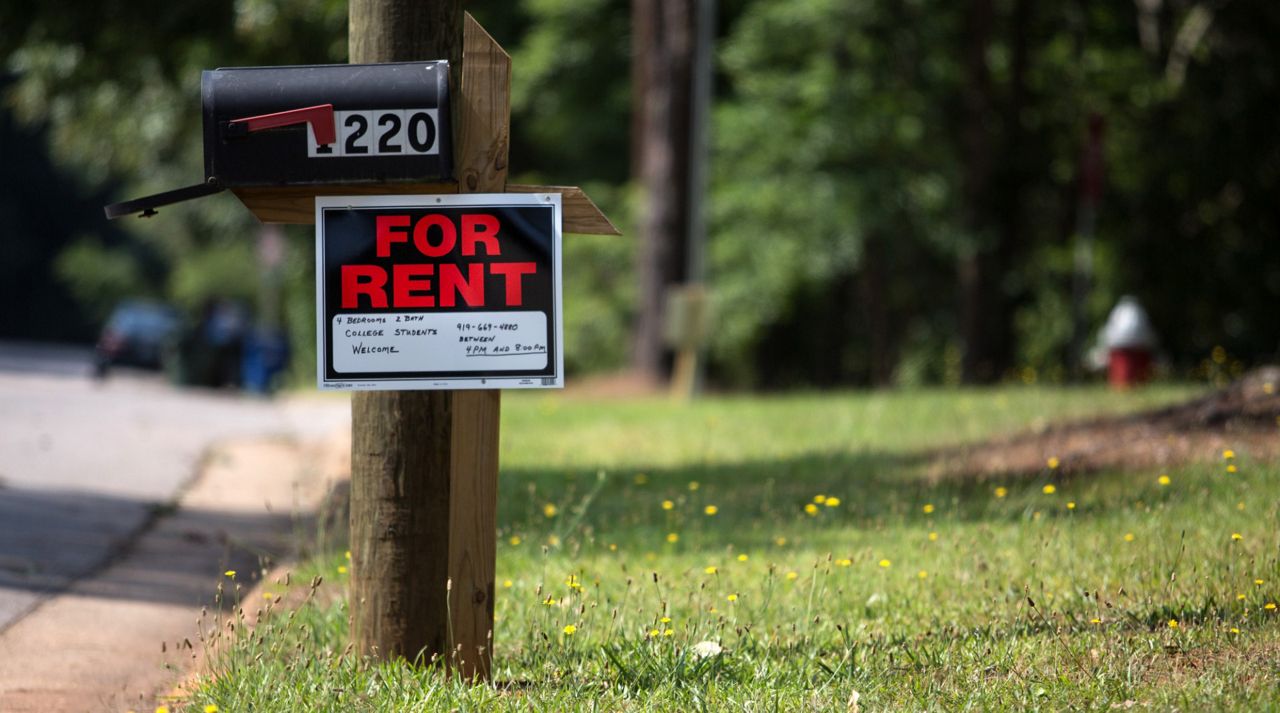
[0,434,348,712]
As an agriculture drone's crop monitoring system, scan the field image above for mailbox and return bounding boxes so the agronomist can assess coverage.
[106,61,452,219]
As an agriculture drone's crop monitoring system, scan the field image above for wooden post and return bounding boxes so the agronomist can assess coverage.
[348,2,507,680]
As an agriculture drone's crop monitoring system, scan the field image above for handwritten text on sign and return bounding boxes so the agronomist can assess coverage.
[316,194,563,391]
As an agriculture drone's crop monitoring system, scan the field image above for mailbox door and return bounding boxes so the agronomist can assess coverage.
[202,62,452,187]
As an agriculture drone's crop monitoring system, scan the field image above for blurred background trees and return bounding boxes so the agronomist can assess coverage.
[2,0,1276,388]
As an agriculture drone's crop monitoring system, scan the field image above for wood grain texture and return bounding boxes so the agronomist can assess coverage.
[233,183,619,235]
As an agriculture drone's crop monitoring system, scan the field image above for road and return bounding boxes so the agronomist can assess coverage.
[0,342,349,634]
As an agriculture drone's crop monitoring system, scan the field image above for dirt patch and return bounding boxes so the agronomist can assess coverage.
[928,367,1280,482]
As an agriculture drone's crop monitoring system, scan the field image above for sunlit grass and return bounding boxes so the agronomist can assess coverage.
[187,384,1280,711]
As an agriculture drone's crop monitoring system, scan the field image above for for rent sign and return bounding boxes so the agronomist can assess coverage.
[315,193,563,390]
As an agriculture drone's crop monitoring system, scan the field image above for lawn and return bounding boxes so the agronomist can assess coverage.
[188,384,1280,711]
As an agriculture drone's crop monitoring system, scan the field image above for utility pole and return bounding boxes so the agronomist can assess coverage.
[347,0,500,679]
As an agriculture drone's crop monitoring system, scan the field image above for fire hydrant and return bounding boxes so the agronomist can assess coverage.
[1101,296,1157,388]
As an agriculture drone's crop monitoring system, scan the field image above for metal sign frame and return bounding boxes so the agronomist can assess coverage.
[315,193,563,391]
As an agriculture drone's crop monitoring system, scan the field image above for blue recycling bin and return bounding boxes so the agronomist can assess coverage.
[241,329,290,394]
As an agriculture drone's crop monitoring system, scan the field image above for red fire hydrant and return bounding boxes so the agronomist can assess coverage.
[1101,296,1156,388]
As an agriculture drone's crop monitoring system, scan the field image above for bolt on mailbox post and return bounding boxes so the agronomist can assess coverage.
[104,13,617,680]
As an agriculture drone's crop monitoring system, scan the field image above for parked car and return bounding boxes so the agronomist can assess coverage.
[93,300,182,376]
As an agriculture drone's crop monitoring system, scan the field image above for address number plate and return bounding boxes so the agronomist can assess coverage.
[308,108,440,158]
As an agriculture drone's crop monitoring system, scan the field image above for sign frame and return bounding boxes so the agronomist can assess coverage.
[315,192,564,391]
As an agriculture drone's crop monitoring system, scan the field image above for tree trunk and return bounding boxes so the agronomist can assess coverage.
[632,0,695,384]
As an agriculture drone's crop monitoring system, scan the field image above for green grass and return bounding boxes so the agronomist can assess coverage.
[187,384,1280,711]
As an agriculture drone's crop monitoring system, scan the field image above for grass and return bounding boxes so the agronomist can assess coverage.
[185,383,1280,711]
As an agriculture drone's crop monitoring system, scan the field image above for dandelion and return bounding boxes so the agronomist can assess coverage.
[727,593,738,602]
[1257,579,1265,586]
[1227,464,1238,474]
[1232,533,1243,541]
[666,532,679,543]
[1231,627,1241,634]
[609,543,618,551]
[155,707,170,713]
[1042,484,1056,495]
[1238,593,1247,601]
[543,503,558,518]
[224,570,236,578]
[836,558,852,567]
[737,554,749,562]
[565,575,582,590]
[785,571,799,581]
[774,536,788,546]
[547,535,561,547]
[661,500,674,510]
[664,628,675,637]
[928,532,939,541]
[918,570,928,579]
[824,496,841,507]
[509,535,522,546]
[263,592,274,599]
[1266,603,1277,611]
[704,505,719,516]
[503,579,513,588]
[337,565,348,574]
[1238,501,1246,511]
[1223,449,1236,460]
[1124,533,1135,542]
[634,473,648,485]
[544,596,557,606]
[1158,474,1171,486]
[1168,619,1179,629]
[1047,456,1060,469]
[1090,618,1102,624]
[1067,501,1076,510]
[995,487,1008,498]
[923,503,935,514]
[804,503,819,516]
[204,706,219,713]
[878,559,891,568]
[691,640,723,658]
[660,616,672,624]
[563,624,577,635]
[648,629,660,638]
[704,566,718,575]
[814,494,827,504]
[345,550,351,560]
[688,481,700,491]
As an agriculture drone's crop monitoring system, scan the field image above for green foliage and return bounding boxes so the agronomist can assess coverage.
[184,385,1280,710]
[53,236,148,322]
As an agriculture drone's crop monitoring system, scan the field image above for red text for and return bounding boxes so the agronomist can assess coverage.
[340,213,536,309]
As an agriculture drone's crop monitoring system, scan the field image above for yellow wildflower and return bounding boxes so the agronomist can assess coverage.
[688,481,700,491]
[503,579,513,588]
[804,503,819,516]
[509,535,521,545]
[1231,627,1241,634]
[836,558,852,567]
[609,543,618,551]
[1232,533,1243,541]
[1042,484,1056,495]
[662,500,674,510]
[1223,449,1236,460]
[543,503,558,518]
[1267,603,1277,611]
[648,629,660,638]
[1047,456,1060,469]
[660,616,672,624]
[204,706,219,713]
[824,496,841,507]
[785,571,799,581]
[995,487,1008,498]
[737,554,749,562]
[1067,501,1076,510]
[563,624,577,635]
[775,536,788,546]
[1238,593,1246,601]
[704,566,718,574]
[344,550,351,560]
[666,532,679,543]
[223,570,236,578]
[547,535,561,547]
[1227,464,1238,474]
[1124,533,1135,542]
[1157,474,1171,486]
[1257,579,1266,586]
[337,565,348,574]
[727,593,738,602]
[923,503,935,514]
[928,532,939,541]
[664,628,674,636]
[878,559,891,568]
[814,494,827,504]
[704,505,718,516]
[1168,619,1179,629]
[918,570,928,579]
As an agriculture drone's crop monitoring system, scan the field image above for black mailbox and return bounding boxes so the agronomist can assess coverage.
[106,61,452,219]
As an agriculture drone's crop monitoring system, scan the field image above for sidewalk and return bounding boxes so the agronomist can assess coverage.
[0,433,348,712]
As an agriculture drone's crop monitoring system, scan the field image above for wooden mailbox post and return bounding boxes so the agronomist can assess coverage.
[238,7,615,679]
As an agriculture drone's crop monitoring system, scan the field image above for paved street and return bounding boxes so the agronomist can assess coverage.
[0,342,349,634]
